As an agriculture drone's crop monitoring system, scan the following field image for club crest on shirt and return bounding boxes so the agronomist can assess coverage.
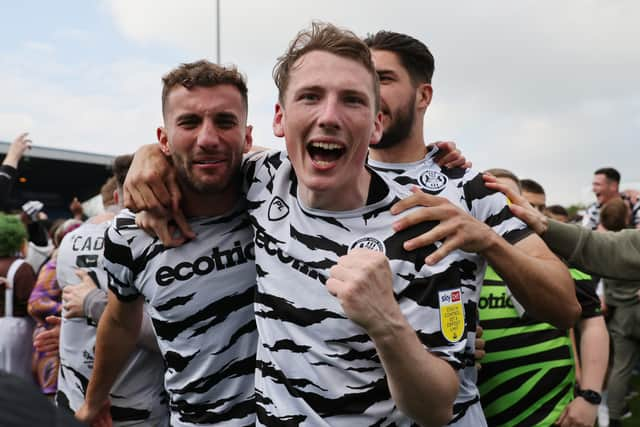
[268,196,289,221]
[419,170,448,192]
[349,237,386,254]
[438,289,465,343]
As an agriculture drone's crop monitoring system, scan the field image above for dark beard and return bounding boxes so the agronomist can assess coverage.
[374,98,416,150]
[173,155,234,195]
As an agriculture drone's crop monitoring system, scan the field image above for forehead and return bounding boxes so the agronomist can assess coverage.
[522,190,546,204]
[286,50,376,99]
[593,174,609,184]
[371,49,406,73]
[165,84,246,119]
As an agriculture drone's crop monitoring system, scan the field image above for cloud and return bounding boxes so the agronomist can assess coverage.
[0,55,165,155]
[2,1,638,205]
[103,0,217,55]
[22,41,55,54]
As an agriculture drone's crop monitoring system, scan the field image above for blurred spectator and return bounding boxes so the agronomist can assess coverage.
[27,218,82,396]
[582,167,640,229]
[600,198,630,233]
[68,198,85,222]
[100,177,117,210]
[0,213,37,380]
[484,174,640,280]
[20,201,54,272]
[55,154,167,424]
[599,198,637,427]
[520,178,546,213]
[0,133,32,210]
[545,205,570,223]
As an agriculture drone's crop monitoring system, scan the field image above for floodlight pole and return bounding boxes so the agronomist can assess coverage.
[216,0,221,63]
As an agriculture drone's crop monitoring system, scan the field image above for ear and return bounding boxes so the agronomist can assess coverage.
[369,111,383,147]
[157,126,171,155]
[416,83,433,111]
[272,103,285,138]
[243,125,254,153]
[113,190,119,206]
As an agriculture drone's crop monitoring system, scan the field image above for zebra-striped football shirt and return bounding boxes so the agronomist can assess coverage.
[105,208,257,427]
[56,219,168,426]
[242,149,529,426]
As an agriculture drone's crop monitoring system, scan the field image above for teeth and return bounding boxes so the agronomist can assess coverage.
[315,160,332,166]
[310,142,342,150]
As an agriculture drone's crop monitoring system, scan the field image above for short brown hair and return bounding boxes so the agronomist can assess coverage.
[364,31,435,85]
[600,197,629,231]
[101,176,117,208]
[520,178,545,196]
[112,154,133,189]
[273,22,380,111]
[595,167,620,184]
[161,60,248,118]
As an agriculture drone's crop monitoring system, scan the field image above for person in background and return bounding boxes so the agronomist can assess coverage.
[56,155,167,426]
[582,167,640,230]
[477,171,608,427]
[484,174,640,281]
[598,198,638,427]
[27,218,82,396]
[0,213,37,380]
[545,205,570,223]
[0,133,32,210]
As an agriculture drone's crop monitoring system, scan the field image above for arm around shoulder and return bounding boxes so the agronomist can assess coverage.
[543,220,640,280]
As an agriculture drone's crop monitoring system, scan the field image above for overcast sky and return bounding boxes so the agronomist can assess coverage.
[1,1,638,205]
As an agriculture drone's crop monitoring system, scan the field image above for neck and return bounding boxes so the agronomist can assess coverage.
[180,183,240,218]
[88,211,116,224]
[299,169,372,211]
[368,124,428,163]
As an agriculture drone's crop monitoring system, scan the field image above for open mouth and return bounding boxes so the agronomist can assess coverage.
[307,141,346,168]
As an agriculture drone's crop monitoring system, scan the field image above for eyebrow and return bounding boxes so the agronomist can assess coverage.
[376,69,398,78]
[294,85,369,98]
[294,84,324,94]
[342,88,371,101]
[175,112,200,122]
[214,111,239,120]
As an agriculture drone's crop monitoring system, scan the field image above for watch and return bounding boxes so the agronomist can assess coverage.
[574,385,602,405]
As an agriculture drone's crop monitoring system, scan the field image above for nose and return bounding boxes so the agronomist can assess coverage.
[197,119,220,149]
[317,95,341,132]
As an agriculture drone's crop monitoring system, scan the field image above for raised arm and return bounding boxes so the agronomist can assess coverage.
[3,132,32,169]
[327,249,459,426]
[485,174,640,280]
[0,132,31,207]
[392,189,580,329]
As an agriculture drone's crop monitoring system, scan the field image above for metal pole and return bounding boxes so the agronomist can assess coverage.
[216,0,221,63]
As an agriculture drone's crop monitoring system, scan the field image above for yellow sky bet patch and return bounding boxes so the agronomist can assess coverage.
[439,289,465,343]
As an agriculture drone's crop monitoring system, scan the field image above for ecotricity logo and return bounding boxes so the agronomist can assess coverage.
[349,237,385,254]
[418,170,448,192]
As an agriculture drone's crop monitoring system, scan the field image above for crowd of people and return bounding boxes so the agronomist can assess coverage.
[1,21,639,427]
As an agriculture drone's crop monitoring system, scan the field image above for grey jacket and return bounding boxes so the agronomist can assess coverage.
[543,220,640,280]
